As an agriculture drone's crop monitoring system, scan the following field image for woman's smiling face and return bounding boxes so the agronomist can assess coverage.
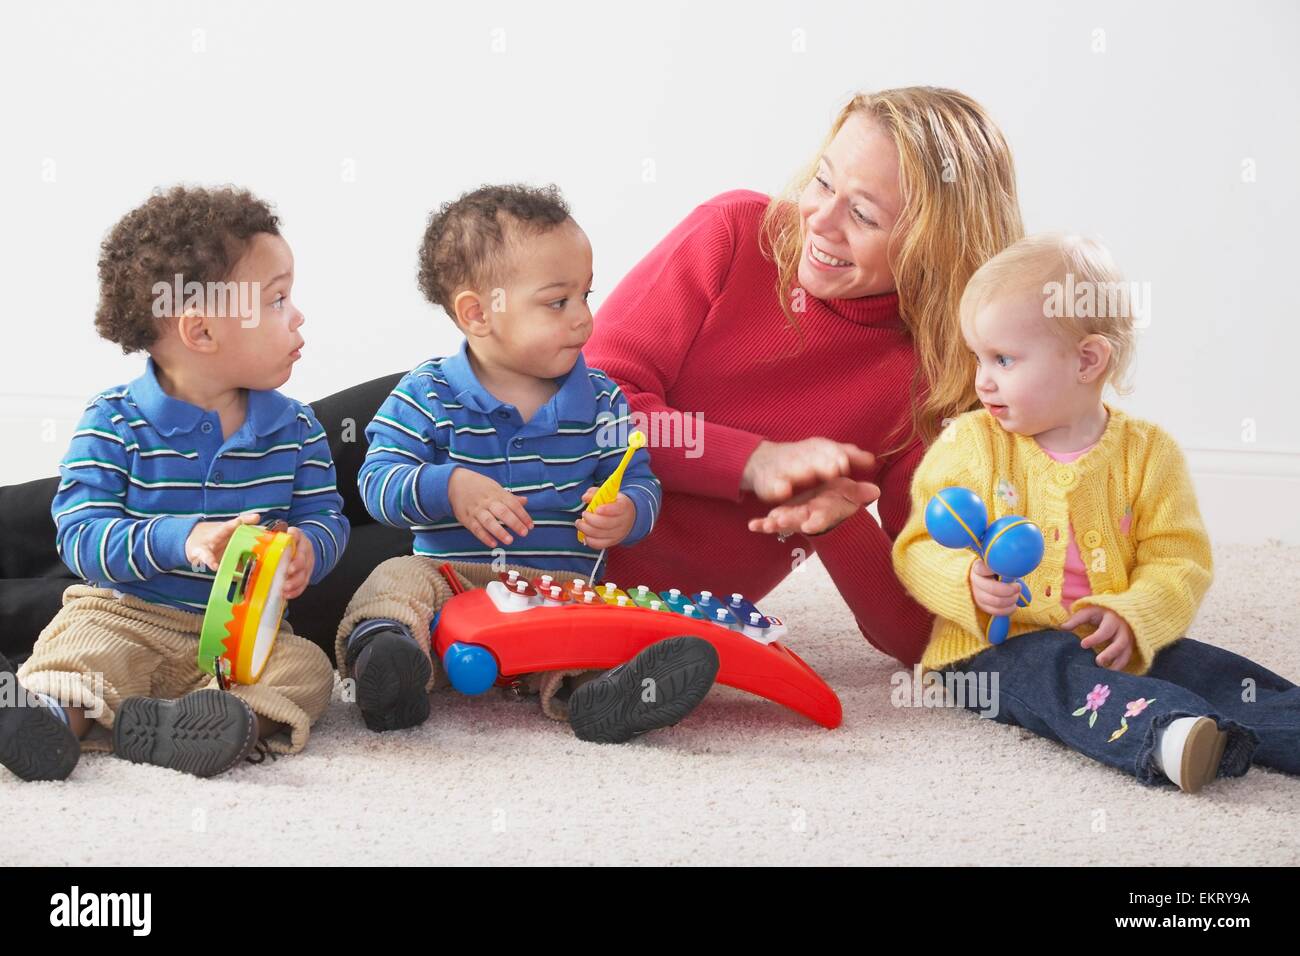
[796,111,902,301]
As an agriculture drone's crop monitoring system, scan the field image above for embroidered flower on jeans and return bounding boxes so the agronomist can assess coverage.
[1108,698,1158,744]
[1086,684,1110,711]
[1125,697,1155,718]
[1072,683,1111,728]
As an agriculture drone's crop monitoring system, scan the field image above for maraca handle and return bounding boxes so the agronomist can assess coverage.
[987,613,1011,645]
[985,575,1031,645]
[998,574,1031,608]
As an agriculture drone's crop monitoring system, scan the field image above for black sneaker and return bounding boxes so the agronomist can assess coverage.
[348,628,432,732]
[113,688,258,777]
[568,636,720,744]
[0,653,80,781]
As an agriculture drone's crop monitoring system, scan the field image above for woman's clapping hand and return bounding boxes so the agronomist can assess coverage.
[743,439,880,537]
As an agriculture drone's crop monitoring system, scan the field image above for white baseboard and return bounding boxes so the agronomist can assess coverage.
[1186,448,1300,545]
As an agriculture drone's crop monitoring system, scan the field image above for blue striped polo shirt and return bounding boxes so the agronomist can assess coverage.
[51,357,350,612]
[359,339,661,574]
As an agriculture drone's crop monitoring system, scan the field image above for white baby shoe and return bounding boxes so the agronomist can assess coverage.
[1153,716,1228,793]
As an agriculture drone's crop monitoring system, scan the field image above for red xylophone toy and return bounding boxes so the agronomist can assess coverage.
[431,565,842,729]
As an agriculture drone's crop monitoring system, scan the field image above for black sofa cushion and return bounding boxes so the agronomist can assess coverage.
[0,372,410,665]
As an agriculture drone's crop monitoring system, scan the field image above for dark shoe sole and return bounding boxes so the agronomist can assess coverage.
[355,631,432,732]
[113,689,258,777]
[568,636,719,744]
[0,653,80,781]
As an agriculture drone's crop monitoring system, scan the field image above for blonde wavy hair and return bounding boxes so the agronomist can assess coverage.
[960,233,1137,396]
[760,87,1024,454]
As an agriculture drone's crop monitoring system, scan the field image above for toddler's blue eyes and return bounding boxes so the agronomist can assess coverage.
[997,355,1014,368]
[271,295,285,311]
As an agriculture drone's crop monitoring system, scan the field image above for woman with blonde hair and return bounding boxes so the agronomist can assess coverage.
[584,87,1023,666]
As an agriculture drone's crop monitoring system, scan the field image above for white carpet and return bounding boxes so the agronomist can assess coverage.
[5,542,1298,866]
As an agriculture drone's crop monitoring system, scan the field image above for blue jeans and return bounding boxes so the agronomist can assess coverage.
[946,630,1299,786]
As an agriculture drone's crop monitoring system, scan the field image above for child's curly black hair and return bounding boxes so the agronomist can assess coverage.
[417,183,572,317]
[95,185,281,354]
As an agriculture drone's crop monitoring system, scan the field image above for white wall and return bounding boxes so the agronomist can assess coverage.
[2,0,1296,542]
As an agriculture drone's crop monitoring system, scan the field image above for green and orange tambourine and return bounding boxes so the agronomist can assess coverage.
[198,522,296,687]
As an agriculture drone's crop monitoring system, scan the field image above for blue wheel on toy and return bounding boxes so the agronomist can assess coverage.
[442,642,499,695]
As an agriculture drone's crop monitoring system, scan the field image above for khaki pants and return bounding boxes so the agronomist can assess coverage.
[18,584,335,755]
[335,556,599,720]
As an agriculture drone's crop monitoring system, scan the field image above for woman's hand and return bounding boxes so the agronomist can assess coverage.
[1063,605,1136,671]
[747,475,880,537]
[741,439,876,502]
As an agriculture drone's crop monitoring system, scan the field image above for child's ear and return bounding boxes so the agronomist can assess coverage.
[1077,333,1112,383]
[452,290,490,337]
[176,308,218,354]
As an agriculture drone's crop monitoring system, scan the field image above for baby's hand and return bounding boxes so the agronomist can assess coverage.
[448,467,533,548]
[185,511,260,571]
[1063,606,1135,671]
[576,488,635,549]
[969,558,1022,616]
[281,527,315,600]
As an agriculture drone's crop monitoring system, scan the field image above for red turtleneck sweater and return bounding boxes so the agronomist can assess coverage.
[585,189,935,665]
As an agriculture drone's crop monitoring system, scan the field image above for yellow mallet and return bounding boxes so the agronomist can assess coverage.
[579,430,647,546]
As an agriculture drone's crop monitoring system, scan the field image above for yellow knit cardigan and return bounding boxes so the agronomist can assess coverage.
[891,403,1213,675]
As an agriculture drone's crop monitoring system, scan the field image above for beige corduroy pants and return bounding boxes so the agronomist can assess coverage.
[335,556,600,720]
[18,584,335,755]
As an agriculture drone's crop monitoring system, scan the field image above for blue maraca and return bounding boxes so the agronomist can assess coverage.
[980,514,1044,644]
[924,487,988,550]
[924,487,1044,645]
